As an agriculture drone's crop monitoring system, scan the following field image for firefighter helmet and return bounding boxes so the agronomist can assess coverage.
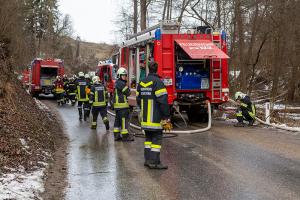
[235,91,246,100]
[85,74,90,79]
[117,67,128,78]
[78,72,84,77]
[92,76,100,84]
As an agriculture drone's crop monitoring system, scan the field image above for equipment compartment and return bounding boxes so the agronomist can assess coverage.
[175,61,210,90]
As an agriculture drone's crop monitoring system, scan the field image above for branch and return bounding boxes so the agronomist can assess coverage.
[248,32,269,93]
[190,0,214,28]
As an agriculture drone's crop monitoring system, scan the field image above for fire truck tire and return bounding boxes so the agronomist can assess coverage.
[187,107,208,123]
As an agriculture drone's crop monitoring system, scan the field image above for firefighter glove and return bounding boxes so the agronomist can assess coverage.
[161,119,173,132]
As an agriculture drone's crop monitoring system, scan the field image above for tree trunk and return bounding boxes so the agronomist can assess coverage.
[133,0,138,33]
[216,0,221,28]
[140,0,147,30]
[162,0,168,20]
[235,0,246,91]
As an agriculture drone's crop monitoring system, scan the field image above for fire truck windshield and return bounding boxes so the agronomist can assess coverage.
[40,67,58,77]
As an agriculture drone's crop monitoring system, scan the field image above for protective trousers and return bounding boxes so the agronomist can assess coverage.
[144,130,162,165]
[113,108,129,139]
[77,101,89,120]
[56,92,64,105]
[68,94,76,105]
[236,108,254,123]
[91,106,109,129]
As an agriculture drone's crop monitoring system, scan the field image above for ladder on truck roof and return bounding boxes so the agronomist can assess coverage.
[122,20,180,47]
[211,31,222,101]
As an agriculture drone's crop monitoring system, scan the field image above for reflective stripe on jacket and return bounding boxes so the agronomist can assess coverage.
[76,78,89,101]
[136,73,170,130]
[89,83,108,107]
[239,95,256,119]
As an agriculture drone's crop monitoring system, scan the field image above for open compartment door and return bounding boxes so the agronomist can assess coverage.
[175,39,229,59]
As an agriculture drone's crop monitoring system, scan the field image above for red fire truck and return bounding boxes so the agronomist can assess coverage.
[115,20,230,121]
[96,61,117,93]
[29,58,64,97]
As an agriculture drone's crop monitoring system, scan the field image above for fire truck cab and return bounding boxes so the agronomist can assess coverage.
[116,20,230,121]
[29,58,64,97]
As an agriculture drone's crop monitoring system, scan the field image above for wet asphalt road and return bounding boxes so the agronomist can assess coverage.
[51,102,300,200]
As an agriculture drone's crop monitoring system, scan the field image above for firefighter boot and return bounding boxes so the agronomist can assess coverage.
[144,148,151,167]
[122,133,135,142]
[248,119,255,126]
[114,131,122,141]
[148,152,168,170]
[78,109,83,121]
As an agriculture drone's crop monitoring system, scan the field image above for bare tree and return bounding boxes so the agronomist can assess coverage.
[133,0,138,33]
[140,0,147,30]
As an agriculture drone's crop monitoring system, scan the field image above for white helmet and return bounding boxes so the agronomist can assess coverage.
[78,72,84,77]
[85,74,90,79]
[117,67,128,78]
[235,91,246,100]
[92,76,100,84]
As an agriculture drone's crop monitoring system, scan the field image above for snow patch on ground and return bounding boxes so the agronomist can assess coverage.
[34,98,50,111]
[0,168,46,200]
[0,99,52,200]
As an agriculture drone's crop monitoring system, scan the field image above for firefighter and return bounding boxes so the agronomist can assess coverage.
[85,73,92,85]
[113,67,134,142]
[53,76,65,106]
[89,76,109,130]
[76,72,90,121]
[136,61,170,169]
[85,73,92,117]
[66,77,77,106]
[234,91,256,127]
[62,74,69,103]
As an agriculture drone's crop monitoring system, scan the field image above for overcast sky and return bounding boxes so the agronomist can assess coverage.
[58,0,123,44]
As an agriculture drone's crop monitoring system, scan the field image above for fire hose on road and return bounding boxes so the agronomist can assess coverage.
[107,102,212,136]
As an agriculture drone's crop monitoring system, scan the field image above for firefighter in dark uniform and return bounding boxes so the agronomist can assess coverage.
[53,76,65,106]
[66,77,77,106]
[136,61,170,169]
[113,67,134,142]
[76,72,90,121]
[234,91,256,127]
[85,73,92,117]
[62,74,69,103]
[89,76,109,130]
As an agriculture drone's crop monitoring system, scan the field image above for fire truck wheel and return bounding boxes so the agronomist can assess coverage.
[187,107,208,123]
